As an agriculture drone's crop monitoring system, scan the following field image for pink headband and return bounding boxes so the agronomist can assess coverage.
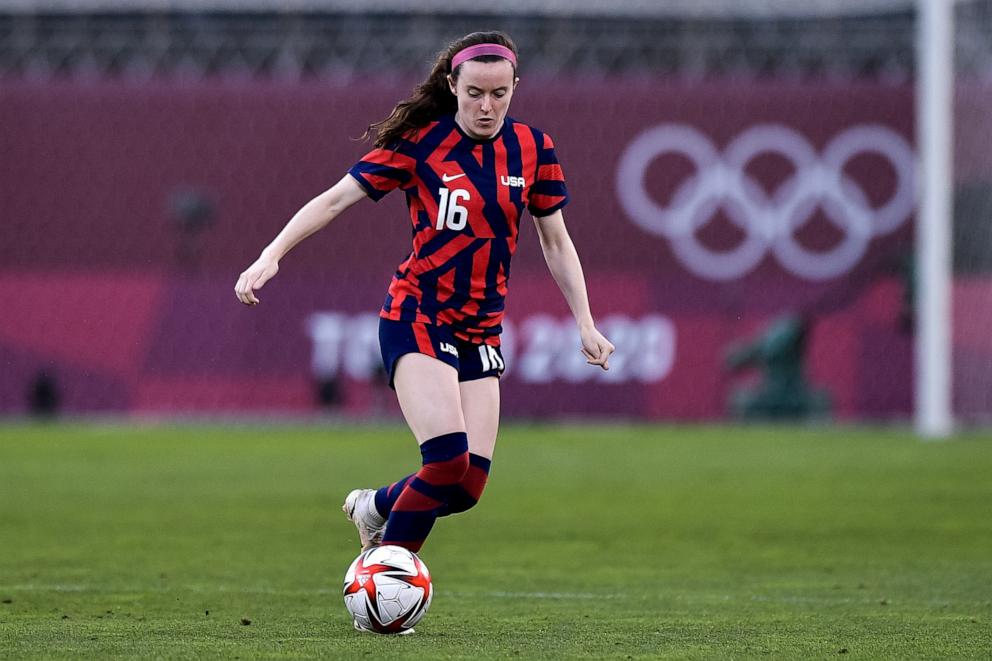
[450,44,517,70]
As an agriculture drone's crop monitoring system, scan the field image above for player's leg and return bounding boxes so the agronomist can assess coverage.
[442,376,499,515]
[439,338,504,516]
[372,321,467,515]
[378,353,469,551]
[391,353,467,442]
[344,320,466,551]
[460,376,500,459]
[353,373,495,546]
[378,374,499,521]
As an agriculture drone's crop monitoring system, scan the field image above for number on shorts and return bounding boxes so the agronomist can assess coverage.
[478,345,504,372]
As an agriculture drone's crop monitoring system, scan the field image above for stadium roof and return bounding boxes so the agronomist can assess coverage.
[0,0,918,18]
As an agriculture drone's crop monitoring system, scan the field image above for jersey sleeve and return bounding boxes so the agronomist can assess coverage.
[347,144,416,202]
[528,132,569,217]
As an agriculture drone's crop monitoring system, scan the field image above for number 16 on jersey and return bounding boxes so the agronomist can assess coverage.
[436,188,470,231]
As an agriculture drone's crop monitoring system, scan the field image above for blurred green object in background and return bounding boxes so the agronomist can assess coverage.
[726,315,832,420]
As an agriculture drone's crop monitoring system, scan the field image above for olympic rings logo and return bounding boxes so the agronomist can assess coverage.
[615,123,916,281]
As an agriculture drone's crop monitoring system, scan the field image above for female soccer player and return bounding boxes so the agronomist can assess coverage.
[235,31,614,554]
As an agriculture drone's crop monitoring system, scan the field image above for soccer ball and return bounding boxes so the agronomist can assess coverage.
[342,545,433,634]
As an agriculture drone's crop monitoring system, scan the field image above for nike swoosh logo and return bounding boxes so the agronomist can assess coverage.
[442,173,466,182]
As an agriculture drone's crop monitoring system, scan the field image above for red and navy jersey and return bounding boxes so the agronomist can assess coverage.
[348,113,568,344]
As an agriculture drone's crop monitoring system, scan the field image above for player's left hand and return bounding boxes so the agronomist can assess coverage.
[579,325,615,370]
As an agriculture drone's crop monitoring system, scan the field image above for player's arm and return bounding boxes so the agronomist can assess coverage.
[235,175,368,306]
[532,210,615,370]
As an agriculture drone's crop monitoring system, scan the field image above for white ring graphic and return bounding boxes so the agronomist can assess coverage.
[616,123,916,281]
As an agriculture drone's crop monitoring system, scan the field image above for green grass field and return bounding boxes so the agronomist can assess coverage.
[1,422,990,659]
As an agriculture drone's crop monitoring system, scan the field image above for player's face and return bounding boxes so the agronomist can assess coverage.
[448,59,518,140]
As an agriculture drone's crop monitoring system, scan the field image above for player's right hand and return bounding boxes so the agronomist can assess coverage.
[235,256,279,306]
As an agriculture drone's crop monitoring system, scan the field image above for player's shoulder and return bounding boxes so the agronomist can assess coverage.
[504,116,557,149]
[407,119,447,145]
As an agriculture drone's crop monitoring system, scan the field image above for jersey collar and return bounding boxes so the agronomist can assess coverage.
[449,113,512,144]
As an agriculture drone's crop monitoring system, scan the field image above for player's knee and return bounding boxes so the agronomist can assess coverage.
[450,482,486,514]
[421,450,470,485]
[445,457,491,515]
[445,491,480,515]
[448,451,471,483]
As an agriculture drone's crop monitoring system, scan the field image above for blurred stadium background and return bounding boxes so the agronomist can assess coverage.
[2,0,991,431]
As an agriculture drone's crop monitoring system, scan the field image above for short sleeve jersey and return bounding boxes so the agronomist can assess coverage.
[348,114,568,345]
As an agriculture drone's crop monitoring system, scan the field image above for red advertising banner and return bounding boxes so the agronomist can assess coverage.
[0,79,948,420]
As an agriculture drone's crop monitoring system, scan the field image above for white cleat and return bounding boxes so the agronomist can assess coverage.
[342,488,385,551]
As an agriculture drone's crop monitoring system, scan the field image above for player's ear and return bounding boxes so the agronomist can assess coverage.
[513,76,520,90]
[446,74,457,96]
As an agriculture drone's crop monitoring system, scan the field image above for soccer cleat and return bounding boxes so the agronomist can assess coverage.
[342,488,385,551]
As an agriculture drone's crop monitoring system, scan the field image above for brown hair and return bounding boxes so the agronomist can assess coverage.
[364,31,519,148]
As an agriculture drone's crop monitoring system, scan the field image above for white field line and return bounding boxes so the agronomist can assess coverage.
[0,583,909,605]
[2,584,620,601]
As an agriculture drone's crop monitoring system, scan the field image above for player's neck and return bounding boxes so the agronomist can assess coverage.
[453,113,504,142]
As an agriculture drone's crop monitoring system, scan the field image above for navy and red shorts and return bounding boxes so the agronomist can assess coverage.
[379,318,505,389]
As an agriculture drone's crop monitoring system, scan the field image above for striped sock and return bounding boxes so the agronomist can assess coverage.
[375,454,490,518]
[381,432,469,552]
[374,474,414,519]
[443,453,491,516]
